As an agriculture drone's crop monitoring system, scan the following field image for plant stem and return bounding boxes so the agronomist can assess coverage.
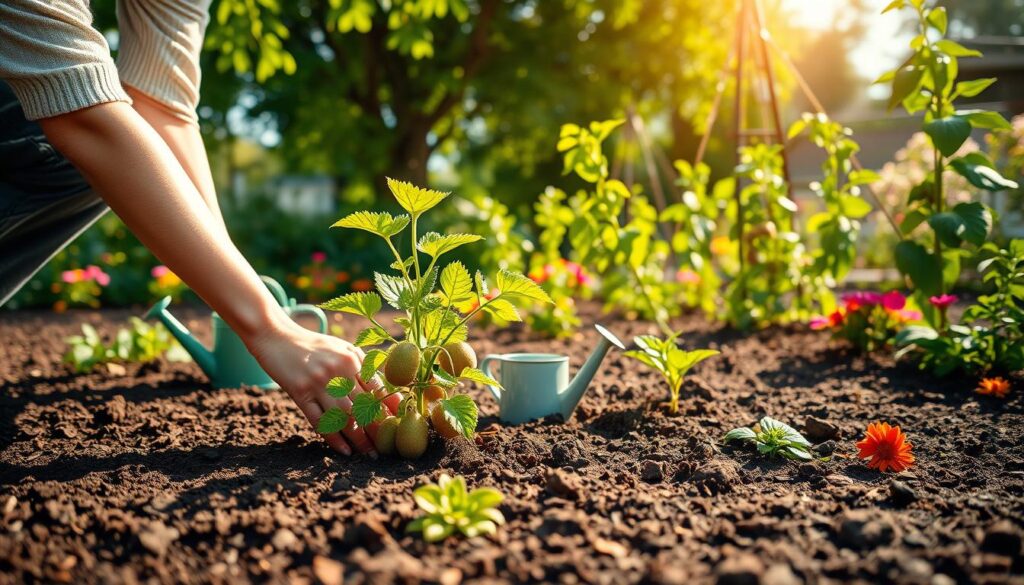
[627,263,673,336]
[933,119,945,297]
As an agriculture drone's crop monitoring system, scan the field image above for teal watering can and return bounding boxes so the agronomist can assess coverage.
[144,276,327,389]
[479,324,625,425]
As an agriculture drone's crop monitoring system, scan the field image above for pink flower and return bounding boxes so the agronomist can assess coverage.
[61,270,80,284]
[842,291,882,311]
[881,291,906,311]
[895,309,922,323]
[929,294,957,310]
[809,316,830,330]
[676,268,701,285]
[311,251,327,263]
[151,265,170,278]
[85,265,110,286]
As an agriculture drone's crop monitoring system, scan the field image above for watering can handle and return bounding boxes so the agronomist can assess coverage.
[260,275,289,307]
[479,355,502,403]
[288,304,329,333]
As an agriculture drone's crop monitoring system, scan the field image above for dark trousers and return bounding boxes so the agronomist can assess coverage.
[0,81,107,306]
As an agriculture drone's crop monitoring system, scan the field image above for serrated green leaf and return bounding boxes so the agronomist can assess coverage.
[332,211,410,238]
[326,377,356,399]
[360,349,387,382]
[422,309,467,345]
[387,177,449,216]
[495,270,553,304]
[459,367,501,388]
[440,394,478,440]
[355,326,392,347]
[351,392,384,427]
[482,298,521,322]
[375,273,410,310]
[319,291,382,318]
[417,233,483,258]
[439,261,474,305]
[317,407,350,434]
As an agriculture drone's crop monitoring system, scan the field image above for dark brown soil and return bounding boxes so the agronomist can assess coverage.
[2,305,1023,584]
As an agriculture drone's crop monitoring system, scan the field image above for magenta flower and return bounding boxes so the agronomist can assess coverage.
[929,294,957,310]
[311,251,327,263]
[809,316,830,330]
[842,291,882,310]
[85,265,110,287]
[881,290,906,311]
[151,265,170,278]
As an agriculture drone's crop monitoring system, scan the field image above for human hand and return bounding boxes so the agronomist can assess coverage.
[245,316,401,455]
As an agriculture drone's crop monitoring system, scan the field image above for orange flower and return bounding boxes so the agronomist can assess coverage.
[976,377,1011,399]
[351,278,373,292]
[856,422,914,473]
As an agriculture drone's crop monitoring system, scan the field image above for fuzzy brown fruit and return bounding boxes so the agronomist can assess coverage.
[373,416,400,456]
[384,342,420,387]
[437,342,477,377]
[423,385,447,403]
[430,403,462,440]
[395,411,429,459]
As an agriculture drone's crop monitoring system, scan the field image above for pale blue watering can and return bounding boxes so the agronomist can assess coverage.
[144,276,327,389]
[480,324,625,424]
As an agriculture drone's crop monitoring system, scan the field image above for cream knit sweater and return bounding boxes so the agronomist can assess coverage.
[0,0,211,123]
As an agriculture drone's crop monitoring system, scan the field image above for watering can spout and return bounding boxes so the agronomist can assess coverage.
[559,324,626,419]
[144,296,217,379]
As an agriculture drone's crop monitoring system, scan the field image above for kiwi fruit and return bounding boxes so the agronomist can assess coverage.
[384,341,420,387]
[423,384,447,403]
[373,416,400,456]
[430,403,462,440]
[395,411,429,459]
[437,341,477,377]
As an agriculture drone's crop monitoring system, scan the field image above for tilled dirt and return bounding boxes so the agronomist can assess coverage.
[1,306,1023,584]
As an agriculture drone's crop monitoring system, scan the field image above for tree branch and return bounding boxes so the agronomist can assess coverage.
[424,0,499,128]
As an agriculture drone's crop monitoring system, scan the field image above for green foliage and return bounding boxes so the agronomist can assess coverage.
[896,240,1024,375]
[723,416,814,461]
[64,318,190,374]
[317,179,551,445]
[406,474,505,542]
[624,333,718,414]
[877,0,1017,302]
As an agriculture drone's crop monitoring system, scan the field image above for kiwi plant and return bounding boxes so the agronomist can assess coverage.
[315,179,552,458]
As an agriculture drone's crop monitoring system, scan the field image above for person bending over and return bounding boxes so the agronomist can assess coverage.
[0,0,393,455]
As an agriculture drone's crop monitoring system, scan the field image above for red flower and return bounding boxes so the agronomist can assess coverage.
[976,377,1011,399]
[857,422,914,473]
[827,310,845,328]
[929,294,957,310]
[881,291,906,311]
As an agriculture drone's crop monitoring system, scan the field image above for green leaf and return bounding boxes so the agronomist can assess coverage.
[926,6,947,34]
[351,392,384,427]
[888,66,924,111]
[759,417,811,447]
[354,326,392,347]
[375,273,410,310]
[955,78,996,98]
[840,195,873,219]
[929,211,967,247]
[956,109,1012,131]
[881,0,905,13]
[894,325,939,346]
[666,348,719,375]
[413,485,443,513]
[900,208,929,234]
[952,202,991,246]
[495,270,553,304]
[895,240,942,296]
[439,394,478,440]
[459,367,501,388]
[332,211,409,238]
[326,377,356,399]
[439,261,474,305]
[950,153,1020,191]
[924,116,971,157]
[359,349,387,382]
[422,309,467,345]
[410,266,439,307]
[934,39,982,58]
[723,427,757,443]
[417,233,483,258]
[469,487,504,510]
[319,291,382,318]
[624,349,663,372]
[481,298,521,322]
[316,407,350,434]
[387,177,449,216]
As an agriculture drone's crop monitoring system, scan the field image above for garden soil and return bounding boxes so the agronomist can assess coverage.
[1,306,1022,584]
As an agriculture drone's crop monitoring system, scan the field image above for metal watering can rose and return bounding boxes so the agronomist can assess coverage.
[144,276,327,389]
[479,324,625,424]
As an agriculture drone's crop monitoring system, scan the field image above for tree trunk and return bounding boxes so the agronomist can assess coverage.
[389,120,431,185]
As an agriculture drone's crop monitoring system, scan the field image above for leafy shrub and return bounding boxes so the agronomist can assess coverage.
[65,317,190,373]
[811,290,922,352]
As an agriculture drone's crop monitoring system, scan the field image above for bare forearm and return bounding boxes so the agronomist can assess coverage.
[124,85,226,233]
[39,102,282,340]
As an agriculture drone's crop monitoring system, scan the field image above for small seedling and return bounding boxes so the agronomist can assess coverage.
[406,474,505,542]
[316,179,552,457]
[624,333,718,414]
[723,416,813,461]
[65,317,190,373]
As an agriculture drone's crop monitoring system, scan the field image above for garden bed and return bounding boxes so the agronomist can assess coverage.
[1,306,1023,584]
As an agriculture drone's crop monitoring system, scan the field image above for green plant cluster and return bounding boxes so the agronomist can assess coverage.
[407,473,505,542]
[723,416,814,461]
[623,333,718,414]
[64,318,190,373]
[315,179,551,458]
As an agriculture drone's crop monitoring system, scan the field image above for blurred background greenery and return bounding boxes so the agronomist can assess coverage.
[6,0,1023,310]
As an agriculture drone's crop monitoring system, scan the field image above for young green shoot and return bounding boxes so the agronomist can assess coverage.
[723,416,813,461]
[624,333,718,414]
[406,474,506,542]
